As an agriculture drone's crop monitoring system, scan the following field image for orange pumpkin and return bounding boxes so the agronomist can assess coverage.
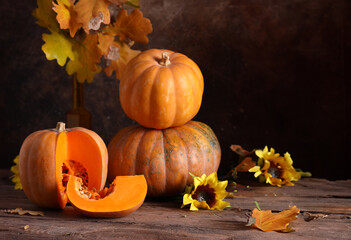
[107,121,221,197]
[119,49,204,129]
[66,175,147,217]
[19,122,108,209]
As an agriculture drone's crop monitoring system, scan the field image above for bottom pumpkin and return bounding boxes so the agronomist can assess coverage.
[108,121,221,197]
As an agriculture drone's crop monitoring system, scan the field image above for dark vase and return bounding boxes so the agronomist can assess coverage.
[66,74,91,129]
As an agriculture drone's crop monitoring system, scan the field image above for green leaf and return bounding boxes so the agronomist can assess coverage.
[41,31,75,66]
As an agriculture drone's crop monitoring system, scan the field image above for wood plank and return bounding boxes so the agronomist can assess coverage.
[1,170,350,239]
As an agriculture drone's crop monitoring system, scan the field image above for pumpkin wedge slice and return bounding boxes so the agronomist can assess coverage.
[66,175,147,217]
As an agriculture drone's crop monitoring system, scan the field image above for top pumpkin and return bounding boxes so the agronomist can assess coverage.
[119,49,204,129]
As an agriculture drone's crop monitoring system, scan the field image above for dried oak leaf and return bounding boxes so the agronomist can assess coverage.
[66,34,102,83]
[75,0,111,33]
[97,34,120,59]
[108,9,152,44]
[249,206,300,232]
[104,42,140,79]
[53,0,81,37]
[3,208,44,217]
[33,0,59,31]
[235,157,256,172]
[42,31,75,66]
[230,144,254,157]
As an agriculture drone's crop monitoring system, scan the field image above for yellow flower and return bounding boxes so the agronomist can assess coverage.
[10,155,22,190]
[249,146,301,187]
[182,172,231,211]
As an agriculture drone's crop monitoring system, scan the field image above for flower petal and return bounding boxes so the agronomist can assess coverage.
[193,200,210,210]
[248,166,261,173]
[212,200,231,210]
[206,172,218,186]
[182,194,193,206]
[190,202,199,211]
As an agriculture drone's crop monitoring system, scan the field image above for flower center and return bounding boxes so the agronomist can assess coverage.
[192,185,216,207]
[268,163,281,178]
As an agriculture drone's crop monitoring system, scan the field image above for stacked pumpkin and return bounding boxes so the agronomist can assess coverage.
[108,49,221,197]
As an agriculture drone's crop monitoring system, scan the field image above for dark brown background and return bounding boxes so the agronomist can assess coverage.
[0,0,349,179]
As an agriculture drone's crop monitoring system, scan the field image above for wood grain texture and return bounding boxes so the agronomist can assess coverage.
[1,170,350,239]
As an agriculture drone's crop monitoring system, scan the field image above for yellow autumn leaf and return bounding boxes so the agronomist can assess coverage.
[108,9,152,44]
[66,52,101,83]
[53,0,81,37]
[104,42,140,79]
[75,0,111,33]
[66,34,102,83]
[41,31,75,66]
[250,206,300,232]
[32,0,59,31]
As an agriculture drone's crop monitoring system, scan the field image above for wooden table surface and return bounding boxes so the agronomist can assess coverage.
[0,169,350,240]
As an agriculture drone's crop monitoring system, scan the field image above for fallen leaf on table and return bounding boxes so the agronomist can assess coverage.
[303,212,328,222]
[2,208,44,216]
[24,225,30,230]
[248,205,300,232]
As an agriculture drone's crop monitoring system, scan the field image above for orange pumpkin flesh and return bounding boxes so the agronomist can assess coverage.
[119,49,204,129]
[19,122,107,209]
[108,121,221,197]
[66,175,147,217]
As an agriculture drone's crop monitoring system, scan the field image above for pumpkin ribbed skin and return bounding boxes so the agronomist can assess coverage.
[107,121,221,197]
[119,49,204,129]
[19,130,59,208]
[19,124,108,209]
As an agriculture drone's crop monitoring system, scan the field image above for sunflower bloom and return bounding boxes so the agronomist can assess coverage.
[249,146,301,187]
[182,172,230,211]
[10,155,22,190]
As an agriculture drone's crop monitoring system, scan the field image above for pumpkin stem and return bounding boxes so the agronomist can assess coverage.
[159,52,171,66]
[56,122,66,133]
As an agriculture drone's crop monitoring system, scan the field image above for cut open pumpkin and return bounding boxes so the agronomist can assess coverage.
[55,124,108,209]
[66,175,147,217]
[19,122,108,209]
